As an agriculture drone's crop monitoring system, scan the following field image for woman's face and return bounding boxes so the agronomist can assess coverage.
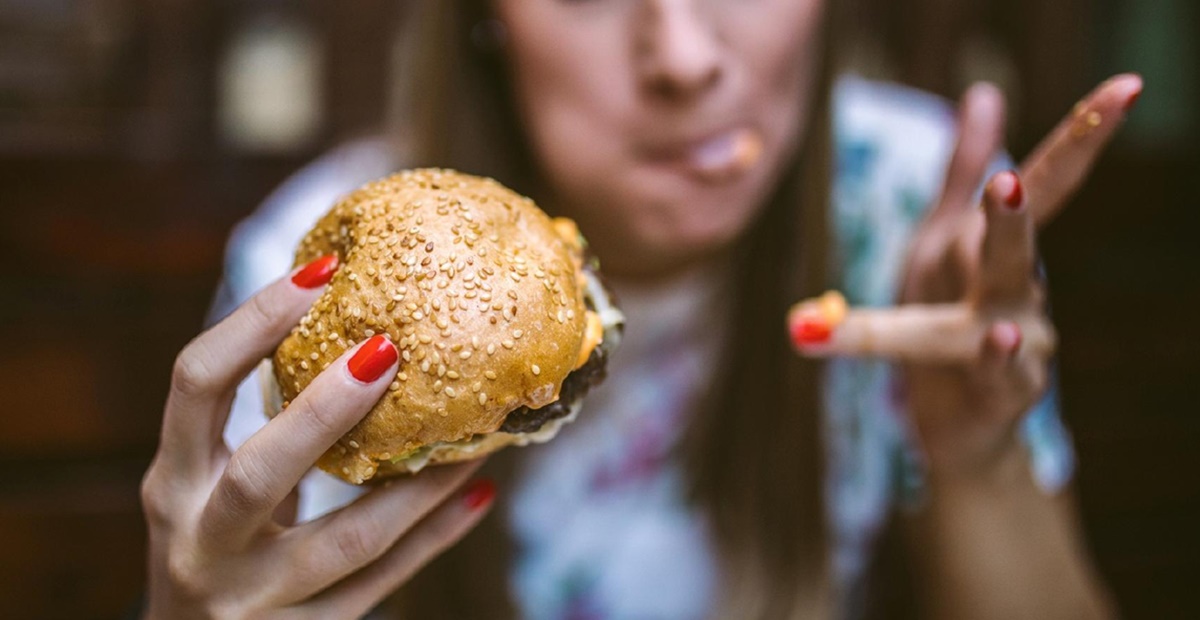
[493,0,825,277]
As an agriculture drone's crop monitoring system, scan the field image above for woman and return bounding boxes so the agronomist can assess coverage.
[140,0,1135,617]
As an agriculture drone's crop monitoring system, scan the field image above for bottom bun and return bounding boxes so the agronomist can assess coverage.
[257,359,582,483]
[372,400,582,478]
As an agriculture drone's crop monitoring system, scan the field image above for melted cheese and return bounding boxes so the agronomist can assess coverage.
[576,310,604,369]
[552,217,582,251]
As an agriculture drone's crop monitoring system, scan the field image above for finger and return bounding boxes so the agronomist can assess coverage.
[161,255,339,474]
[974,321,1050,421]
[790,302,1056,364]
[274,487,301,527]
[978,320,1023,372]
[976,171,1036,301]
[1021,74,1143,228]
[304,478,496,618]
[200,334,398,544]
[284,460,484,596]
[929,83,1007,222]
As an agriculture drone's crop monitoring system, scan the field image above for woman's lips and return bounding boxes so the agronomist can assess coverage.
[645,127,764,183]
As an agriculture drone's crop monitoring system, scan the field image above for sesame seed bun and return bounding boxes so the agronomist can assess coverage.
[268,169,610,484]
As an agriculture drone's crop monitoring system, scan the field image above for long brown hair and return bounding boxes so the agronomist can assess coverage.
[387,2,841,617]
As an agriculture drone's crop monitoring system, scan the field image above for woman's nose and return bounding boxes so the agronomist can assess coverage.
[635,0,723,101]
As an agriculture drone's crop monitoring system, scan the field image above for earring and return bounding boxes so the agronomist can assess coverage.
[471,18,508,53]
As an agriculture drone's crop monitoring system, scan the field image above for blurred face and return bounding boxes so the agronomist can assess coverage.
[493,0,825,277]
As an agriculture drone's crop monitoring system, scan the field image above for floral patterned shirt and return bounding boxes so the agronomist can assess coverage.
[213,76,1073,619]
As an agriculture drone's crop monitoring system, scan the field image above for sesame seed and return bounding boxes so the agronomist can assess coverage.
[486,344,496,355]
[485,370,497,380]
[349,440,360,449]
[433,380,443,392]
[398,372,408,381]
[310,352,319,361]
[445,387,457,398]
[446,370,460,379]
[531,364,541,375]
[300,361,310,370]
[437,364,446,377]
[420,360,431,373]
[459,350,472,359]
[425,242,434,252]
[390,381,401,391]
[502,339,515,349]
[478,393,488,405]
[513,329,524,339]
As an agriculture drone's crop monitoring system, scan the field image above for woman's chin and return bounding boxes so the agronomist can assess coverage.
[592,218,746,279]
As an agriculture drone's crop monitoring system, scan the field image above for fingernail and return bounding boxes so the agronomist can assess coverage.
[347,335,397,383]
[463,478,496,510]
[292,255,339,289]
[790,316,834,347]
[1000,171,1024,210]
[1123,86,1142,112]
[997,322,1023,356]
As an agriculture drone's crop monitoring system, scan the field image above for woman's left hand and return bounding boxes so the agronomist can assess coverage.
[789,74,1143,479]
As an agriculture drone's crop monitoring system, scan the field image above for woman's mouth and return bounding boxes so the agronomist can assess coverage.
[644,127,764,183]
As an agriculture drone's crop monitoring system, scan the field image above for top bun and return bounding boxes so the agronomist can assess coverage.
[271,169,588,483]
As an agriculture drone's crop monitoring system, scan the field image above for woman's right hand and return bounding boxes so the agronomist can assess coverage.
[140,256,495,619]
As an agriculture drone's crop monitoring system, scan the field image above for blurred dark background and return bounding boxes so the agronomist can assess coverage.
[0,0,1196,617]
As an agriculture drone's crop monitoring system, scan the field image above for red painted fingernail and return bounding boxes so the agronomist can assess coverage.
[347,335,397,383]
[463,479,496,510]
[998,322,1023,355]
[1123,87,1142,112]
[1011,328,1023,355]
[1002,171,1024,210]
[292,255,339,289]
[789,316,833,347]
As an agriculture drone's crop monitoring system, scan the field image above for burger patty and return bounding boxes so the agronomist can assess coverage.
[499,345,609,434]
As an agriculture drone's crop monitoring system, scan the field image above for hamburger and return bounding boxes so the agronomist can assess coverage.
[263,169,623,484]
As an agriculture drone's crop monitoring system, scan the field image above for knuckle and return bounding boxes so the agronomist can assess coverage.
[171,346,216,398]
[298,389,351,439]
[218,453,270,515]
[165,552,209,603]
[140,466,173,525]
[331,520,385,568]
[247,287,289,333]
